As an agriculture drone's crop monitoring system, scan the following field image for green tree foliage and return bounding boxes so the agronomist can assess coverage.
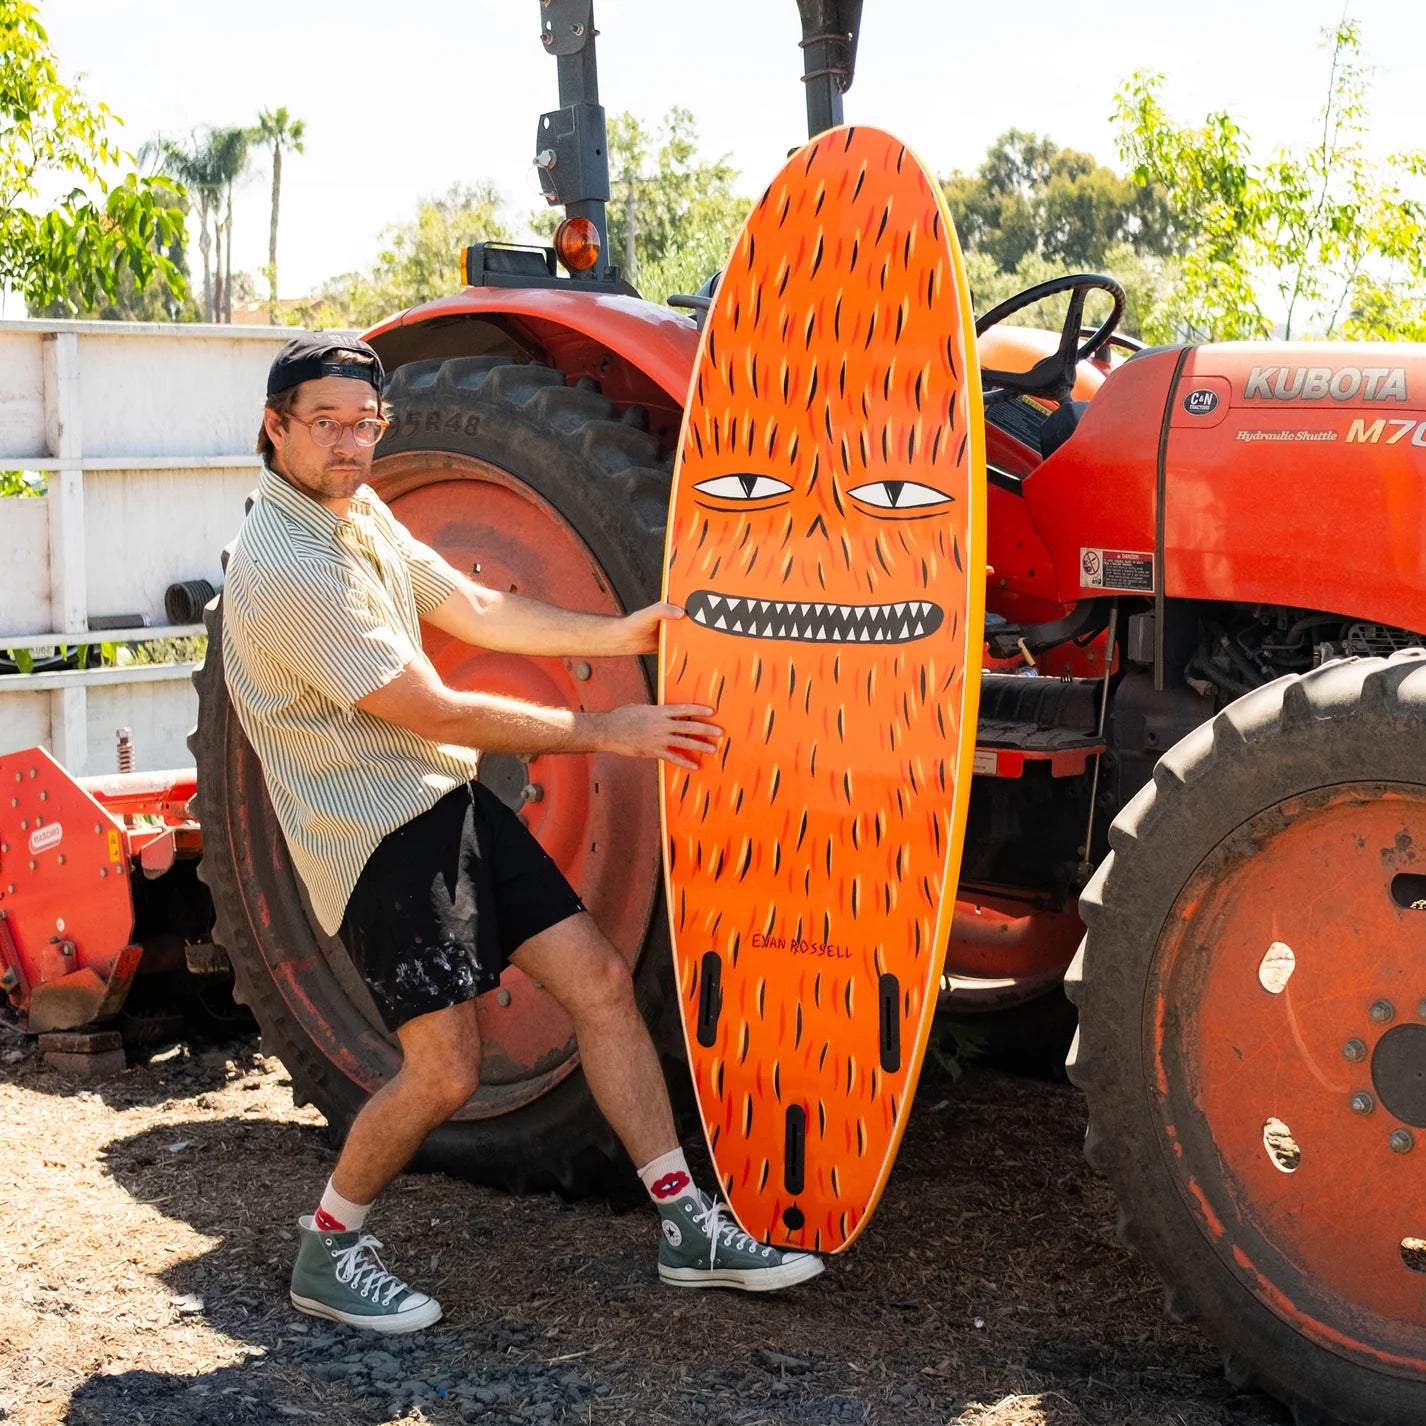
[253,107,304,321]
[142,131,221,320]
[34,189,199,321]
[303,183,511,329]
[602,108,749,303]
[1115,21,1426,341]
[1,1,186,313]
[0,469,43,496]
[942,129,1175,276]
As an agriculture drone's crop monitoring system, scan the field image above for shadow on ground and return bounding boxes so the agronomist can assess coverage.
[69,1058,1293,1426]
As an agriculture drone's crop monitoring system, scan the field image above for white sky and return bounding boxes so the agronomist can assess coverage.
[39,0,1426,301]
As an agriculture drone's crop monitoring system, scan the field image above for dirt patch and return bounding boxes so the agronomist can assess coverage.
[0,1024,1291,1426]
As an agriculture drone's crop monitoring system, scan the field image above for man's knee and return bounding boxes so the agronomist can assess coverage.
[405,1056,480,1117]
[396,1003,481,1114]
[582,943,637,1014]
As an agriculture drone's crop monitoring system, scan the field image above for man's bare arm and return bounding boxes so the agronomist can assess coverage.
[422,578,677,658]
[354,656,718,769]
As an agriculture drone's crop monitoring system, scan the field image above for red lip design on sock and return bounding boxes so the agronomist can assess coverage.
[651,1171,692,1200]
[313,1208,347,1232]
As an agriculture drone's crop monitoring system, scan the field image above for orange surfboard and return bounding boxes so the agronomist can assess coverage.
[658,126,985,1254]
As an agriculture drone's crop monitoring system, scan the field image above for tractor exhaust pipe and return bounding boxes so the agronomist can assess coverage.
[534,0,613,283]
[797,0,863,139]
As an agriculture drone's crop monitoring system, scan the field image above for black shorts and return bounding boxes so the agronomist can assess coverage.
[339,780,586,1032]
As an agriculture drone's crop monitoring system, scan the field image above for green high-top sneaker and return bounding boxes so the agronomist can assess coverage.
[289,1214,442,1332]
[658,1192,824,1291]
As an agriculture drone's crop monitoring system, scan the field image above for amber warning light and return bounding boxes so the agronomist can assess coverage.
[554,217,601,272]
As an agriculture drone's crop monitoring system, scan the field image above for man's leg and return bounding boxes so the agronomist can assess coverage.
[290,1000,481,1331]
[510,913,675,1166]
[510,914,823,1292]
[329,999,483,1203]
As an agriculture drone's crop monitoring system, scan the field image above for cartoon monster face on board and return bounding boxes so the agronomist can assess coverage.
[665,127,970,658]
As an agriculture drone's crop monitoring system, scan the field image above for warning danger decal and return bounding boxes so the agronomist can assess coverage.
[1081,548,1154,593]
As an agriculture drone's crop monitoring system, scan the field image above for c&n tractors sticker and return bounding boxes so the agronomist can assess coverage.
[1081,547,1154,593]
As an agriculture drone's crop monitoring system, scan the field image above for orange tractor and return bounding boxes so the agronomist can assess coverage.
[2,3,1423,1422]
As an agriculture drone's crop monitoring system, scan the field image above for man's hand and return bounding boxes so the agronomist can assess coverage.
[596,702,720,770]
[614,601,684,656]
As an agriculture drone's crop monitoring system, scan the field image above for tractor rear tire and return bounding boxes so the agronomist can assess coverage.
[191,358,679,1196]
[1066,653,1426,1426]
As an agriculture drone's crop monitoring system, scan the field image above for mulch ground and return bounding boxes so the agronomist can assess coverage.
[0,1023,1293,1426]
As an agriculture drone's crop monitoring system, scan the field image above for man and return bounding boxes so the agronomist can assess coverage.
[221,332,822,1332]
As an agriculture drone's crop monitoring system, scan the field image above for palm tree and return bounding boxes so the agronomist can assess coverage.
[141,132,221,321]
[205,126,251,323]
[253,107,305,322]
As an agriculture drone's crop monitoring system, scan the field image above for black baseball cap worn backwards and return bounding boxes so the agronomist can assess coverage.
[267,331,385,398]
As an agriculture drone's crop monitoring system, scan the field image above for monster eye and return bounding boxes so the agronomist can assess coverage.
[693,473,793,501]
[847,479,952,510]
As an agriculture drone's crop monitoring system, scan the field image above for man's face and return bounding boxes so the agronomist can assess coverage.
[265,375,382,507]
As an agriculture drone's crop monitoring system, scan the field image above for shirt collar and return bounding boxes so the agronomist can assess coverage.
[259,464,375,538]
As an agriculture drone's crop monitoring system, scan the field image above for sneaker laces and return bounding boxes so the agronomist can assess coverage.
[332,1234,411,1307]
[691,1196,774,1268]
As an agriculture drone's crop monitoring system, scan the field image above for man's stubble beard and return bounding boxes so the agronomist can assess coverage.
[276,449,369,504]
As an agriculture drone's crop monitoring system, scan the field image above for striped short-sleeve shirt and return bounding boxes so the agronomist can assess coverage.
[221,465,480,933]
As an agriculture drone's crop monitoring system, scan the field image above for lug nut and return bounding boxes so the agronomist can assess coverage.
[574,662,592,681]
[520,783,544,805]
[1370,999,1395,1024]
[496,988,512,1007]
[1389,1129,1415,1154]
[1350,1092,1375,1115]
[1343,1038,1367,1062]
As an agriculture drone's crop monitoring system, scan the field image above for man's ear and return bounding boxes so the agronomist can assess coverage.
[262,404,286,450]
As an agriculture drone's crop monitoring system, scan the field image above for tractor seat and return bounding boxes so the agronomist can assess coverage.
[1038,400,1089,459]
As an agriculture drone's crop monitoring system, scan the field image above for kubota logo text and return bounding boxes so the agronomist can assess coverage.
[1244,366,1408,402]
[1346,418,1426,446]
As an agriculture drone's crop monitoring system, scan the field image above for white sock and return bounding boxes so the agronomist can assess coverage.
[637,1148,700,1208]
[314,1177,370,1233]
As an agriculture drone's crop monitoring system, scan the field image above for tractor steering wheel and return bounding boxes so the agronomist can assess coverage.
[975,273,1127,406]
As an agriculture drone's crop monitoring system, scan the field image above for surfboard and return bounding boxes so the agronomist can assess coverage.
[658,125,986,1254]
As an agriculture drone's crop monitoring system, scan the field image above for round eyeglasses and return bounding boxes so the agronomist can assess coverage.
[286,412,390,448]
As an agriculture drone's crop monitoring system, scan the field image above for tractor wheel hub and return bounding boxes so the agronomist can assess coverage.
[1372,1022,1426,1128]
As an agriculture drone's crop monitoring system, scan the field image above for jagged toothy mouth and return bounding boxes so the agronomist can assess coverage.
[683,589,944,643]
